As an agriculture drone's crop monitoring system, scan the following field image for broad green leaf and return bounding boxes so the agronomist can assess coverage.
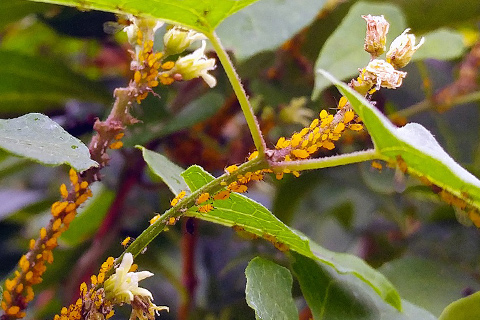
[321,70,480,218]
[29,0,261,34]
[137,146,189,195]
[0,50,110,114]
[245,257,298,320]
[0,0,53,29]
[180,164,401,310]
[413,29,465,61]
[291,253,437,320]
[292,252,374,319]
[60,184,114,246]
[0,113,97,171]
[312,1,406,99]
[379,257,480,317]
[439,291,480,320]
[216,0,327,61]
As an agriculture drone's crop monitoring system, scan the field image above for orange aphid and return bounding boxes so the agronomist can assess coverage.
[150,214,161,225]
[349,124,363,131]
[198,204,214,213]
[225,164,239,174]
[291,149,309,159]
[213,190,231,201]
[60,184,68,199]
[196,192,210,204]
[109,141,123,149]
[248,151,259,161]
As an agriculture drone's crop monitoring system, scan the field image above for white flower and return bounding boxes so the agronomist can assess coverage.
[363,59,407,89]
[173,40,217,87]
[386,28,425,68]
[123,15,164,46]
[104,253,154,304]
[164,26,207,55]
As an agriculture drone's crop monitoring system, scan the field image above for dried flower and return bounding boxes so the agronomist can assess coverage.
[386,28,425,68]
[362,14,390,57]
[362,59,407,89]
[172,40,217,87]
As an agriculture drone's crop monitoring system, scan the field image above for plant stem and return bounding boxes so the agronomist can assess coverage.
[270,149,384,172]
[207,31,266,155]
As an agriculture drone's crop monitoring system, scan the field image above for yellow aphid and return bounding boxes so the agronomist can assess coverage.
[323,141,335,150]
[371,161,383,171]
[214,190,231,200]
[309,118,319,129]
[167,216,178,225]
[177,190,186,199]
[338,96,348,108]
[276,137,286,149]
[109,141,123,149]
[248,151,259,161]
[319,109,328,119]
[60,184,68,199]
[198,203,214,213]
[134,70,142,83]
[333,122,345,134]
[162,61,175,70]
[349,124,363,131]
[196,192,210,204]
[170,198,179,207]
[275,172,284,180]
[307,145,318,154]
[121,237,133,248]
[114,132,124,140]
[344,110,355,123]
[149,214,161,225]
[292,171,300,178]
[291,149,310,159]
[228,183,248,193]
[225,164,239,174]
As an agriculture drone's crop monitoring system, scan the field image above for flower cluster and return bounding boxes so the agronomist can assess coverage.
[1,170,92,320]
[123,16,217,104]
[357,15,424,91]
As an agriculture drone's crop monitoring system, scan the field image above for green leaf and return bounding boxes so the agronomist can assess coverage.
[312,2,406,99]
[60,184,114,246]
[413,29,465,61]
[379,257,480,317]
[0,0,53,29]
[320,70,480,218]
[0,113,97,171]
[245,257,298,320]
[137,146,189,195]
[215,0,327,61]
[439,291,480,320]
[0,50,110,113]
[292,253,437,320]
[180,164,402,310]
[28,0,261,34]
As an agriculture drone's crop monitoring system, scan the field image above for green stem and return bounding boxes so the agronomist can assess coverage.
[394,90,480,119]
[207,31,266,155]
[270,149,384,171]
[123,155,267,261]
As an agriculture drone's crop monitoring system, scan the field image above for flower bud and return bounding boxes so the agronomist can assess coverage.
[363,59,407,89]
[163,26,206,56]
[362,15,389,57]
[173,40,217,87]
[386,28,425,68]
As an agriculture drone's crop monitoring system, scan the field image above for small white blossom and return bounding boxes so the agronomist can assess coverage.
[164,26,207,56]
[104,253,154,304]
[173,40,217,87]
[363,59,407,89]
[387,28,425,68]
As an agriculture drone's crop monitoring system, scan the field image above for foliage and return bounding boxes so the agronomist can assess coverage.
[0,0,480,320]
